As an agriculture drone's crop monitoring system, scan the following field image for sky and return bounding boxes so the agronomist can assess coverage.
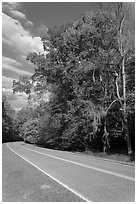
[2,2,135,111]
[2,2,97,111]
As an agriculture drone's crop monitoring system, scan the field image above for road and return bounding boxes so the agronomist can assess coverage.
[3,142,135,202]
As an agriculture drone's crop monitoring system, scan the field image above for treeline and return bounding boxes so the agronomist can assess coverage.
[2,93,23,143]
[10,3,135,157]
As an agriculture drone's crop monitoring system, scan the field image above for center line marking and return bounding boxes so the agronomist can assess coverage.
[14,143,135,182]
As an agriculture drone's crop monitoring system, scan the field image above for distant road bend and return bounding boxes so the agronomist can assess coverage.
[5,142,135,202]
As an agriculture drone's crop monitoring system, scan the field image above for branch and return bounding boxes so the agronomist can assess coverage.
[114,71,123,100]
[98,3,117,29]
[105,99,122,115]
[92,69,95,83]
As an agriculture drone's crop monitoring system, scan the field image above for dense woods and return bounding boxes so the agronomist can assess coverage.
[2,93,23,143]
[3,3,135,160]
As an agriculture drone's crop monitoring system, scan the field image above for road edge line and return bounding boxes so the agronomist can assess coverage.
[74,152,135,167]
[7,143,93,202]
[14,143,135,182]
[32,143,134,168]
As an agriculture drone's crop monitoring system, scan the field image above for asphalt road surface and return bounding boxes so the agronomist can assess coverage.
[3,142,135,202]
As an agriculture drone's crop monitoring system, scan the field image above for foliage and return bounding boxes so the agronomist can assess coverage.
[2,93,20,143]
[13,3,135,154]
[22,118,39,144]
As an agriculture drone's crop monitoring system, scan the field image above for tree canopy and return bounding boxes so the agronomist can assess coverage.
[12,3,135,158]
[2,93,23,143]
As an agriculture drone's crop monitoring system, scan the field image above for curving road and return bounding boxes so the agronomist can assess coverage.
[3,142,135,202]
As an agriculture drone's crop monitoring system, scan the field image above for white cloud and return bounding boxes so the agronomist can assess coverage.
[5,2,21,9]
[9,97,28,110]
[10,10,34,27]
[2,75,28,110]
[2,2,33,27]
[3,56,22,67]
[10,10,26,19]
[25,20,33,27]
[2,87,13,96]
[2,13,44,55]
[3,63,32,76]
[2,76,28,98]
[8,92,28,110]
[2,76,16,89]
[2,2,21,12]
[2,56,32,76]
[8,92,28,100]
[2,37,13,46]
[2,2,40,110]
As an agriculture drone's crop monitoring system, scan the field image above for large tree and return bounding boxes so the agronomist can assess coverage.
[13,3,134,156]
[96,2,135,157]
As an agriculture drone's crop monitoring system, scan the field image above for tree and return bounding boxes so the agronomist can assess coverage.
[2,93,17,142]
[12,4,134,156]
[97,2,135,158]
[22,118,39,144]
[26,17,107,151]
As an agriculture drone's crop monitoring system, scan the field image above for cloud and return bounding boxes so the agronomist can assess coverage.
[2,87,13,96]
[5,2,21,9]
[9,97,28,110]
[3,56,22,67]
[2,2,41,110]
[25,20,33,27]
[35,24,48,37]
[9,91,28,110]
[7,92,28,110]
[2,56,32,76]
[2,13,44,55]
[8,92,28,101]
[2,2,33,27]
[2,75,28,110]
[2,76,16,89]
[10,10,26,19]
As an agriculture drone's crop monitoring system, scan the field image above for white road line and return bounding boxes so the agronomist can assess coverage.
[22,142,134,168]
[14,143,135,182]
[7,143,92,202]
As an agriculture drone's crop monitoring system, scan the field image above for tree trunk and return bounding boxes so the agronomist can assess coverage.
[117,3,133,160]
[122,56,133,160]
[102,117,110,154]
